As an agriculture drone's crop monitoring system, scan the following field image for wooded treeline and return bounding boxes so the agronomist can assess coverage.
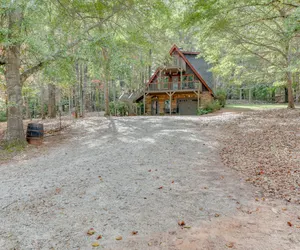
[0,0,299,143]
[0,0,176,142]
[184,0,300,107]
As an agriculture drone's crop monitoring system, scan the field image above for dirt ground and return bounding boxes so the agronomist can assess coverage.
[0,116,74,162]
[219,109,300,204]
[0,112,300,250]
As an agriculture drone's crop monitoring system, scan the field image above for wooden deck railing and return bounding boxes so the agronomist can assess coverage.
[146,81,201,92]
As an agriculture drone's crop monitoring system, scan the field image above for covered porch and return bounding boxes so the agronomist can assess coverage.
[144,92,203,115]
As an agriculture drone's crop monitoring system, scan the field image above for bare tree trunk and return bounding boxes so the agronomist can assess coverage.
[79,63,83,117]
[82,64,88,117]
[48,83,56,118]
[104,79,109,115]
[286,42,295,109]
[102,48,110,115]
[40,84,46,119]
[57,88,63,113]
[287,71,295,108]
[24,96,30,119]
[5,9,25,142]
[69,88,72,116]
[75,62,80,118]
[148,49,152,79]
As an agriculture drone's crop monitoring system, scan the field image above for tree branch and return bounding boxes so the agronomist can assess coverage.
[20,11,118,83]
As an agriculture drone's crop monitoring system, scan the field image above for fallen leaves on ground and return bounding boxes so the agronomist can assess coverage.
[131,231,138,235]
[158,186,163,189]
[226,242,234,248]
[96,235,102,240]
[178,220,185,226]
[287,222,293,227]
[87,228,96,235]
[116,236,123,240]
[92,242,100,247]
[219,109,300,204]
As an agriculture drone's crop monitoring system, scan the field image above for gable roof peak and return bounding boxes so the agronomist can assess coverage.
[169,44,199,55]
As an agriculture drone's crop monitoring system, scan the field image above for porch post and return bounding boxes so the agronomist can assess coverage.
[143,92,146,115]
[180,70,182,89]
[197,89,200,110]
[169,92,172,115]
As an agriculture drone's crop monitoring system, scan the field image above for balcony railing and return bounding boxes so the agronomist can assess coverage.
[146,81,201,92]
[162,57,186,72]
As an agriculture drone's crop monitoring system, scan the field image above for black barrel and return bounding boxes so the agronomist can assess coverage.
[26,123,44,140]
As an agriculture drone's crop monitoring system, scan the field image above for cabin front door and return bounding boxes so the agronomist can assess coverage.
[151,100,159,115]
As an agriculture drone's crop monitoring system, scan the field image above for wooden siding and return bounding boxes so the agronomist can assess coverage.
[145,92,213,115]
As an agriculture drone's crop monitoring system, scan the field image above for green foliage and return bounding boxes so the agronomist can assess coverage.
[109,101,129,116]
[1,140,27,152]
[0,111,7,122]
[0,99,6,122]
[197,108,210,115]
[215,89,226,107]
[183,0,300,105]
[198,100,222,115]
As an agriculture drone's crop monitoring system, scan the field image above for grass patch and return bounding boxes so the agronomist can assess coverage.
[1,140,27,152]
[0,140,27,162]
[225,104,290,110]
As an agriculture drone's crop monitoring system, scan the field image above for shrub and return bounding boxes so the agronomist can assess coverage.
[198,100,222,115]
[109,101,129,116]
[206,100,221,111]
[197,108,209,115]
[0,110,7,122]
[215,89,226,107]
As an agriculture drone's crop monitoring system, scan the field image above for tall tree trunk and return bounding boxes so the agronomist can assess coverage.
[5,9,25,142]
[296,73,300,103]
[24,96,30,119]
[83,64,88,116]
[102,48,110,115]
[79,63,83,117]
[286,42,295,109]
[148,49,152,79]
[287,71,295,108]
[40,84,46,119]
[75,62,80,118]
[69,88,72,116]
[48,83,56,118]
[57,88,63,113]
[104,79,109,115]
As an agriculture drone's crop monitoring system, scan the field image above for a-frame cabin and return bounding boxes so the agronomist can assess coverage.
[136,45,214,115]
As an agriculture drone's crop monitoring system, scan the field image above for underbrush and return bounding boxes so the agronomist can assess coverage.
[198,100,222,115]
[0,111,7,122]
[0,139,27,162]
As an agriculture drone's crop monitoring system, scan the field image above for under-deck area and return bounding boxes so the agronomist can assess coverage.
[144,91,212,115]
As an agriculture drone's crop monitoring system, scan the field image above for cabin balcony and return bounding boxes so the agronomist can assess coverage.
[146,81,201,93]
[159,57,186,73]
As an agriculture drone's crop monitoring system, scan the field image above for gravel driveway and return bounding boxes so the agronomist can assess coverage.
[1,115,299,249]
